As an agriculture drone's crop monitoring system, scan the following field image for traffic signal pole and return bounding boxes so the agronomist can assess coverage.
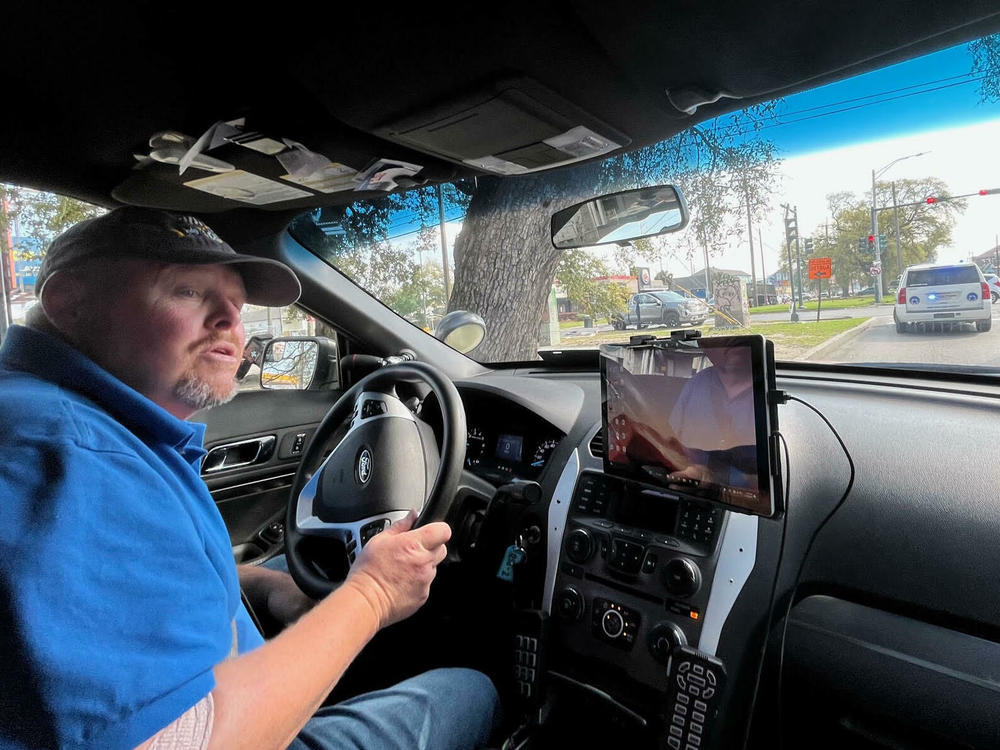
[795,215,804,309]
[871,169,883,304]
[782,204,799,322]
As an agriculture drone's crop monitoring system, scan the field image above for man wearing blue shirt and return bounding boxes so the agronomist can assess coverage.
[0,208,498,749]
[668,345,758,489]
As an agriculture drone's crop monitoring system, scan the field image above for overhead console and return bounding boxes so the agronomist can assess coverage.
[545,334,782,747]
[375,77,630,176]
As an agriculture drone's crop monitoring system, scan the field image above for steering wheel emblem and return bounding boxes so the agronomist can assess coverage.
[356,448,373,484]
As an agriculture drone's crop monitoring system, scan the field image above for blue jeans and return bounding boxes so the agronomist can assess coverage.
[261,556,500,750]
[291,668,500,750]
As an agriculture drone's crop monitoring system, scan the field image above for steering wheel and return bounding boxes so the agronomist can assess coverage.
[285,362,466,599]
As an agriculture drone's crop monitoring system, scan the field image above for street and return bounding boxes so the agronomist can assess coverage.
[812,305,1000,366]
[569,302,1000,370]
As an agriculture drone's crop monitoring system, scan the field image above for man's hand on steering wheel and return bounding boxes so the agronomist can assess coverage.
[340,508,452,629]
[285,361,466,599]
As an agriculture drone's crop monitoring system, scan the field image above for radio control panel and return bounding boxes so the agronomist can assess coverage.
[551,470,729,691]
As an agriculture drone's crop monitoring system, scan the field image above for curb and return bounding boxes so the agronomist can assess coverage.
[795,317,878,361]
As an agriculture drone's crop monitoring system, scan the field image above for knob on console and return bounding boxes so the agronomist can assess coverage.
[601,608,626,639]
[555,587,585,622]
[647,621,687,664]
[662,557,701,597]
[564,528,595,564]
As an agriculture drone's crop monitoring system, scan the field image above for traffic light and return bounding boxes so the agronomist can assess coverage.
[867,234,875,254]
[878,234,887,253]
[979,188,1000,195]
[803,238,814,255]
[784,214,798,244]
[858,237,868,255]
[926,196,939,204]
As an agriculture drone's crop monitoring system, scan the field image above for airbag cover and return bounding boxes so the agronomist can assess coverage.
[314,417,426,523]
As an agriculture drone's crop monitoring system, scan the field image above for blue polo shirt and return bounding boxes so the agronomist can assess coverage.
[0,325,264,749]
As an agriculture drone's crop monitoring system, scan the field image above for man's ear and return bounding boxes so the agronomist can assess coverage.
[39,271,87,335]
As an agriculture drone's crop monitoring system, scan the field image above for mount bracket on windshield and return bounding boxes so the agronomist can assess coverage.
[629,329,702,349]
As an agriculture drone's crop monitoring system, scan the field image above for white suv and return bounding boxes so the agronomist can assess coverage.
[894,262,992,333]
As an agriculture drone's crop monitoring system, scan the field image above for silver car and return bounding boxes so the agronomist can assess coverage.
[613,289,709,330]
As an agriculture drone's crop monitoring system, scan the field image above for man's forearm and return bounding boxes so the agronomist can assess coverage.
[206,579,381,750]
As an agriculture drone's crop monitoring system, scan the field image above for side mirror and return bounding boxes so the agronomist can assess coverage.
[236,334,273,380]
[550,184,688,249]
[260,336,340,390]
[434,310,487,354]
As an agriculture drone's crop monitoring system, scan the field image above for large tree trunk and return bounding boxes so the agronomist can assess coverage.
[450,167,600,361]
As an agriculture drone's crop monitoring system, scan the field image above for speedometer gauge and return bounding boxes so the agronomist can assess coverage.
[531,438,558,467]
[466,427,486,466]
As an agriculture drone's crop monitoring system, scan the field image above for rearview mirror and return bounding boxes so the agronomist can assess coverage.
[550,185,688,249]
[260,336,340,390]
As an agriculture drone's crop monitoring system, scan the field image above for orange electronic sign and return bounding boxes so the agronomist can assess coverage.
[808,257,832,279]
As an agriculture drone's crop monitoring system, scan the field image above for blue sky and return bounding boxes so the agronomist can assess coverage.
[716,39,1000,159]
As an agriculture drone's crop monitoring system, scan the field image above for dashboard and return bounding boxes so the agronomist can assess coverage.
[452,388,565,486]
[445,363,1000,750]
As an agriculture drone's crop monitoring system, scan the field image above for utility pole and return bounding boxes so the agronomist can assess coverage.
[870,152,928,303]
[437,185,451,300]
[702,243,712,299]
[892,181,903,277]
[871,169,883,304]
[794,208,804,308]
[0,198,12,341]
[758,227,767,303]
[745,191,757,306]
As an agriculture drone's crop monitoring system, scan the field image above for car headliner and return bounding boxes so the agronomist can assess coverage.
[4,1,1000,242]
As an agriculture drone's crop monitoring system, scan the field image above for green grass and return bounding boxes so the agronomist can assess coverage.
[548,317,868,360]
[749,295,894,313]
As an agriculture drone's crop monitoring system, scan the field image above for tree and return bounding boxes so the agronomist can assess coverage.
[386,261,447,330]
[969,34,1000,103]
[0,185,104,262]
[815,178,966,293]
[555,250,630,321]
[450,115,783,360]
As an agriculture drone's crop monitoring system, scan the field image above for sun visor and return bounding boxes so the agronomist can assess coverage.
[376,78,630,175]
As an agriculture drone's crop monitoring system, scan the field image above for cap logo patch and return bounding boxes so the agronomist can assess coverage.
[172,215,224,245]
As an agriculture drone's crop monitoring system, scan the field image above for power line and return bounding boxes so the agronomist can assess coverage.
[724,67,999,126]
[715,71,998,139]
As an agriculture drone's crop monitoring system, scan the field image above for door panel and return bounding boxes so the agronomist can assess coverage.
[191,388,342,562]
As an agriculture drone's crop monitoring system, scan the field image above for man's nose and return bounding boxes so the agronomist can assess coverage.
[208,295,243,331]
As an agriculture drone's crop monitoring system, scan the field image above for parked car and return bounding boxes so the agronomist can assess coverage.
[984,273,1000,302]
[611,290,709,330]
[894,261,992,333]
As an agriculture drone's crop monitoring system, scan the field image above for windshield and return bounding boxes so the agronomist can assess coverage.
[293,34,1000,369]
[906,266,980,285]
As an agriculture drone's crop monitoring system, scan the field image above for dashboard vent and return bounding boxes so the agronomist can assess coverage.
[589,428,605,457]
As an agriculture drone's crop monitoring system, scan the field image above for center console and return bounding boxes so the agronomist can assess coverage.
[538,334,781,747]
[552,469,728,691]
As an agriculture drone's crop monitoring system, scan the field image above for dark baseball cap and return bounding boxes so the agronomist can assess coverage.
[36,207,301,307]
